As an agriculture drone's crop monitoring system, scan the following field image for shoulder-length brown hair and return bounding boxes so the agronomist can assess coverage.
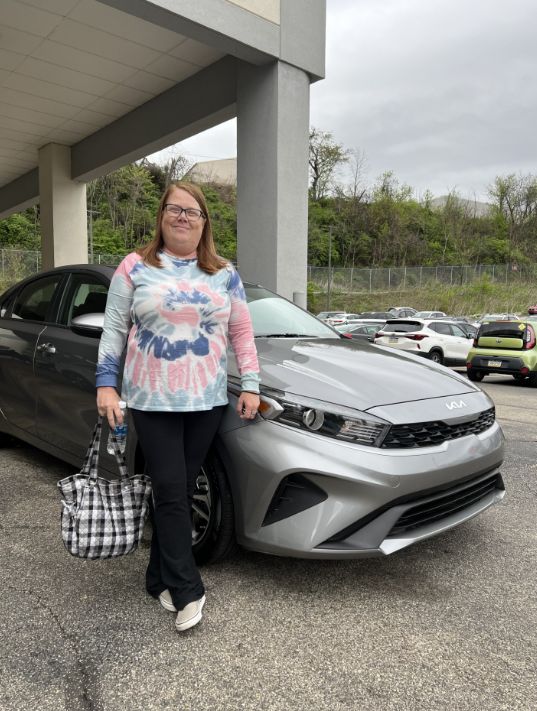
[137,181,228,274]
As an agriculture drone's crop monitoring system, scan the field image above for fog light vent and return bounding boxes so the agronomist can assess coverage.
[262,474,327,527]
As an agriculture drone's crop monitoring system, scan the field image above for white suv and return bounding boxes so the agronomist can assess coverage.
[374,319,474,365]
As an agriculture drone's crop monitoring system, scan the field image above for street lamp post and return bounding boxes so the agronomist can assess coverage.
[327,225,332,310]
[87,209,100,264]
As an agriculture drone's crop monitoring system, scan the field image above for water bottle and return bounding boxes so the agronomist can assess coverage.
[107,400,127,455]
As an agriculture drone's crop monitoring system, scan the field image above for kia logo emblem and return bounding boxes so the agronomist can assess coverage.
[446,400,467,410]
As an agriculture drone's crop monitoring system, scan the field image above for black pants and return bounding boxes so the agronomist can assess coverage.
[131,407,225,611]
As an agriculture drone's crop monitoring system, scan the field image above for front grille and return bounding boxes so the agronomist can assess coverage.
[388,472,503,537]
[381,407,495,449]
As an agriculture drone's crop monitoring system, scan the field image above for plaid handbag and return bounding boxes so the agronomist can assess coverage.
[57,416,152,559]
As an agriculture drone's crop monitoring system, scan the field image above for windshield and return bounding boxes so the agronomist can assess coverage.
[381,320,423,333]
[245,286,339,338]
[479,322,528,338]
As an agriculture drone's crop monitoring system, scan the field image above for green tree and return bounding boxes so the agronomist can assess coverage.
[488,173,537,264]
[0,207,40,249]
[309,127,348,201]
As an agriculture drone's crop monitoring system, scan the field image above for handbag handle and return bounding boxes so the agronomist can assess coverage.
[81,416,128,482]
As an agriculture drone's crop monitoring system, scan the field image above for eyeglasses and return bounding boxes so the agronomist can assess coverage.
[164,204,206,221]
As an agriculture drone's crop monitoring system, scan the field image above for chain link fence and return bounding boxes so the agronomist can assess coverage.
[0,248,536,294]
[0,249,124,289]
[308,263,537,293]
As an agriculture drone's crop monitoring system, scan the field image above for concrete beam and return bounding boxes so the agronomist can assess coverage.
[71,56,238,182]
[0,170,39,219]
[97,0,279,64]
[281,0,326,80]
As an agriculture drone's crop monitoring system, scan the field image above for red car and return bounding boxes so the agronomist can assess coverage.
[528,305,537,315]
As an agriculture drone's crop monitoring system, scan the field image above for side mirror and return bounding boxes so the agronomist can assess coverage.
[70,313,104,337]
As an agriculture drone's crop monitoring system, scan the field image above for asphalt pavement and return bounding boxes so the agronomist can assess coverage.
[0,376,536,711]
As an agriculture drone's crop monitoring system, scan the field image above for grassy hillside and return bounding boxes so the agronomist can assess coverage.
[308,278,536,317]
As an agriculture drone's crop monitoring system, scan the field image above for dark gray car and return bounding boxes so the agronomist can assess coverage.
[0,265,505,563]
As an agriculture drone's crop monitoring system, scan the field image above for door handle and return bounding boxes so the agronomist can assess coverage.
[37,342,56,354]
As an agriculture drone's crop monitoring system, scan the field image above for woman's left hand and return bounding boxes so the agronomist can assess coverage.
[237,391,260,420]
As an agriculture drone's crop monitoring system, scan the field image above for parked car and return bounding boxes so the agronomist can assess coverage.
[478,313,520,323]
[466,319,537,384]
[374,319,474,365]
[449,320,478,339]
[413,310,447,319]
[0,266,504,563]
[316,311,348,326]
[388,306,417,318]
[336,319,387,342]
[353,311,394,320]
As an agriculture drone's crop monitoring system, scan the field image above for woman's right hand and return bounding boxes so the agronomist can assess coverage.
[96,386,123,430]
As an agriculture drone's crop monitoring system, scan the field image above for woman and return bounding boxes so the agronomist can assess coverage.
[96,181,260,632]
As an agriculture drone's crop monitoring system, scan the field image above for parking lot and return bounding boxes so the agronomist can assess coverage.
[1,377,536,711]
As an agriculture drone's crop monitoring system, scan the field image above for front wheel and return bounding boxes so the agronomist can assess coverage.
[428,349,443,365]
[192,449,237,565]
[467,370,484,382]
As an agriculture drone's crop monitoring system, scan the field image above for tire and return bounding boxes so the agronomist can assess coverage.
[512,374,527,383]
[428,349,443,365]
[528,372,537,388]
[192,449,237,565]
[468,370,484,382]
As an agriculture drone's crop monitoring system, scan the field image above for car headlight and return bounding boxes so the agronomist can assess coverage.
[258,387,391,447]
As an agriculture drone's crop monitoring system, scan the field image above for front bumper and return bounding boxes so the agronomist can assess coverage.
[221,414,505,559]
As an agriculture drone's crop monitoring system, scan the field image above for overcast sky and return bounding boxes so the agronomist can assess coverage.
[149,0,537,201]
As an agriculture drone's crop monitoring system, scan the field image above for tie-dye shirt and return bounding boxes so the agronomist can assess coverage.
[96,251,260,411]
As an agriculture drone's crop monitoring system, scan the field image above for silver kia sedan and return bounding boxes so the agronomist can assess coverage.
[0,265,505,563]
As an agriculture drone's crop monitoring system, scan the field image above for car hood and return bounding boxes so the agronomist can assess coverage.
[230,337,478,412]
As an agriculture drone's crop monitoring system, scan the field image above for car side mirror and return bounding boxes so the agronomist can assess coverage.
[70,313,104,337]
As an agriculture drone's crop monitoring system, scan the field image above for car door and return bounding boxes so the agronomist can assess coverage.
[34,270,110,460]
[449,323,473,361]
[0,273,64,435]
[428,321,452,355]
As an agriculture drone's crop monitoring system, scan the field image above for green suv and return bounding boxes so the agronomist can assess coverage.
[466,319,537,385]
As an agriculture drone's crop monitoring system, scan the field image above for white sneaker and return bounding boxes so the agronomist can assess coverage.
[175,595,206,632]
[158,589,177,612]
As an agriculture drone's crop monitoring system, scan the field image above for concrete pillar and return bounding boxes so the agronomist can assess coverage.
[38,143,87,270]
[237,60,310,300]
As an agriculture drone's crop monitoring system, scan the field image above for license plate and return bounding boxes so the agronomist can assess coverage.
[389,336,398,343]
[488,360,502,368]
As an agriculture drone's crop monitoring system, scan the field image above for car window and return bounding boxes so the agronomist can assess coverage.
[0,290,17,318]
[450,324,467,337]
[11,275,63,322]
[247,287,337,337]
[382,320,423,333]
[478,322,527,338]
[59,274,109,325]
[433,322,451,335]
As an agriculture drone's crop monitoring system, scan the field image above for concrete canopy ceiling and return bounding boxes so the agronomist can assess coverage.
[0,0,225,190]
